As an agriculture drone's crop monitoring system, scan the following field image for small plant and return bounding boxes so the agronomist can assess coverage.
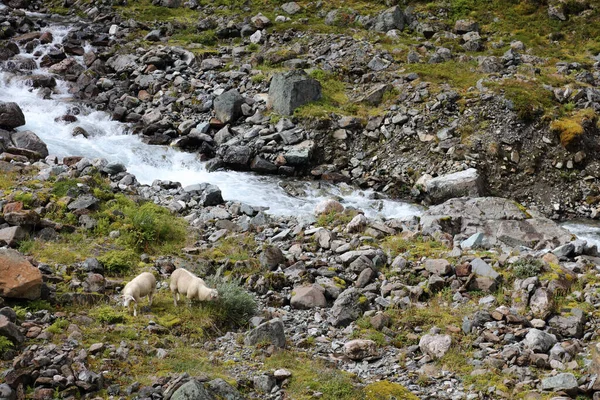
[13,192,35,208]
[98,249,137,275]
[203,275,257,330]
[0,336,14,353]
[247,43,259,52]
[47,318,69,334]
[551,108,596,148]
[51,179,79,198]
[91,305,126,324]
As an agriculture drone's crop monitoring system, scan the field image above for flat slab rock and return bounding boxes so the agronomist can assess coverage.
[421,197,574,250]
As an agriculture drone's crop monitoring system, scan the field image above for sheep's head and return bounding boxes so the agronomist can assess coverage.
[209,289,219,301]
[122,295,136,307]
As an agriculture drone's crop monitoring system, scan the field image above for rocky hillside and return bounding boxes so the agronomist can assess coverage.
[1,0,600,400]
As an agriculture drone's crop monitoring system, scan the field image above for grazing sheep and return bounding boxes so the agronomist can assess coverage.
[170,268,219,306]
[122,272,156,317]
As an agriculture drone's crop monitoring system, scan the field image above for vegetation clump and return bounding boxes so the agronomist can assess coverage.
[551,108,597,148]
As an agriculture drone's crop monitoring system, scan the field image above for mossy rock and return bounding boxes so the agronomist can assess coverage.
[363,381,419,400]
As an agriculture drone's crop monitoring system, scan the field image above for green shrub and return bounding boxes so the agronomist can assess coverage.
[512,259,543,279]
[13,192,35,208]
[51,179,79,198]
[0,336,14,353]
[98,249,137,275]
[27,300,54,312]
[203,276,257,330]
[91,305,126,324]
[47,318,69,334]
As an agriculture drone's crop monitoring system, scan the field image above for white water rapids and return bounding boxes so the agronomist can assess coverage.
[0,24,423,218]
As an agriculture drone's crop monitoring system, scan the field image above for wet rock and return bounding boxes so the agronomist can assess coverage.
[10,130,48,158]
[250,156,278,173]
[347,213,368,233]
[0,102,25,129]
[0,248,42,300]
[343,339,379,360]
[183,183,224,206]
[214,90,244,124]
[291,284,327,309]
[425,168,484,204]
[244,318,286,348]
[223,145,252,169]
[419,333,452,359]
[268,70,322,115]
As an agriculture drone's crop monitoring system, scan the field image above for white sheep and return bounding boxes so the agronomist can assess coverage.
[122,272,156,317]
[170,268,219,306]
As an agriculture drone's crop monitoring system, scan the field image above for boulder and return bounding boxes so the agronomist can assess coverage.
[425,168,484,203]
[421,197,574,250]
[540,373,578,395]
[206,379,243,400]
[454,19,479,34]
[259,245,286,270]
[0,249,42,300]
[372,6,405,32]
[67,195,99,211]
[523,328,557,353]
[184,183,224,206]
[171,380,214,400]
[529,287,553,319]
[106,54,138,73]
[281,2,301,14]
[223,145,252,168]
[244,318,286,348]
[268,70,322,115]
[548,309,585,339]
[0,102,25,129]
[470,258,499,279]
[424,259,452,276]
[214,90,244,124]
[4,210,41,226]
[0,226,27,247]
[419,333,452,359]
[290,284,327,309]
[328,288,368,327]
[0,314,24,344]
[314,199,344,215]
[250,156,278,174]
[343,339,379,360]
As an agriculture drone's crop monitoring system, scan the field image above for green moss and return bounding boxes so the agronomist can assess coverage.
[98,249,138,275]
[0,336,14,353]
[363,381,419,400]
[405,61,484,93]
[47,318,69,334]
[51,178,79,198]
[91,305,127,324]
[382,235,450,262]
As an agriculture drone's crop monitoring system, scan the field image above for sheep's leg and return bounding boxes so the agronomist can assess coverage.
[133,303,137,317]
[173,291,178,307]
[148,292,153,306]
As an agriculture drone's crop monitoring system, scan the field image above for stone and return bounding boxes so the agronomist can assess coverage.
[281,2,301,14]
[347,213,368,233]
[425,168,484,204]
[268,70,322,115]
[260,245,286,270]
[0,384,15,400]
[314,199,344,215]
[253,375,276,393]
[367,56,391,72]
[274,369,292,380]
[470,258,499,279]
[0,249,42,300]
[343,339,379,360]
[372,6,405,32]
[284,140,314,165]
[4,210,40,226]
[223,145,252,168]
[0,226,27,247]
[206,378,243,400]
[356,268,376,288]
[0,102,25,129]
[419,334,452,359]
[370,313,391,330]
[250,156,278,174]
[540,373,578,395]
[214,89,244,124]
[523,328,557,353]
[461,233,484,249]
[68,195,99,211]
[290,284,327,309]
[454,19,479,34]
[548,309,585,339]
[0,314,24,344]
[244,318,286,348]
[424,259,452,276]
[529,288,553,319]
[328,288,368,327]
[171,379,214,400]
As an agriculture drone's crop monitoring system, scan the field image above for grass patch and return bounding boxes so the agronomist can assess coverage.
[382,235,450,262]
[46,318,70,334]
[316,209,358,228]
[405,61,484,93]
[115,0,198,23]
[550,108,597,148]
[485,79,555,122]
[98,249,138,275]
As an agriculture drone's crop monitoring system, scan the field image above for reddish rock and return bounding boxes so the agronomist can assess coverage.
[455,262,472,277]
[0,249,42,300]
[4,210,41,226]
[314,199,344,215]
[3,202,23,214]
[138,90,152,101]
[39,32,53,44]
[62,156,83,166]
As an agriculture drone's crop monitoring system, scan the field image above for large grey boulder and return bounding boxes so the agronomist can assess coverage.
[171,379,214,400]
[372,6,405,32]
[214,90,244,124]
[223,145,252,168]
[11,130,48,157]
[244,318,286,348]
[328,288,368,327]
[523,328,557,353]
[540,373,578,395]
[421,197,574,250]
[106,54,138,73]
[206,379,244,400]
[183,183,224,206]
[548,309,586,339]
[425,168,484,203]
[0,102,25,129]
[0,314,24,344]
[259,245,286,270]
[268,70,322,115]
[419,333,452,359]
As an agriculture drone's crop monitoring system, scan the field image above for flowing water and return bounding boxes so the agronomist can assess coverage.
[0,24,423,218]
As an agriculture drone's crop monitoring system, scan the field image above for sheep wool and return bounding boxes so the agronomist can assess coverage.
[122,272,157,317]
[170,268,219,306]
